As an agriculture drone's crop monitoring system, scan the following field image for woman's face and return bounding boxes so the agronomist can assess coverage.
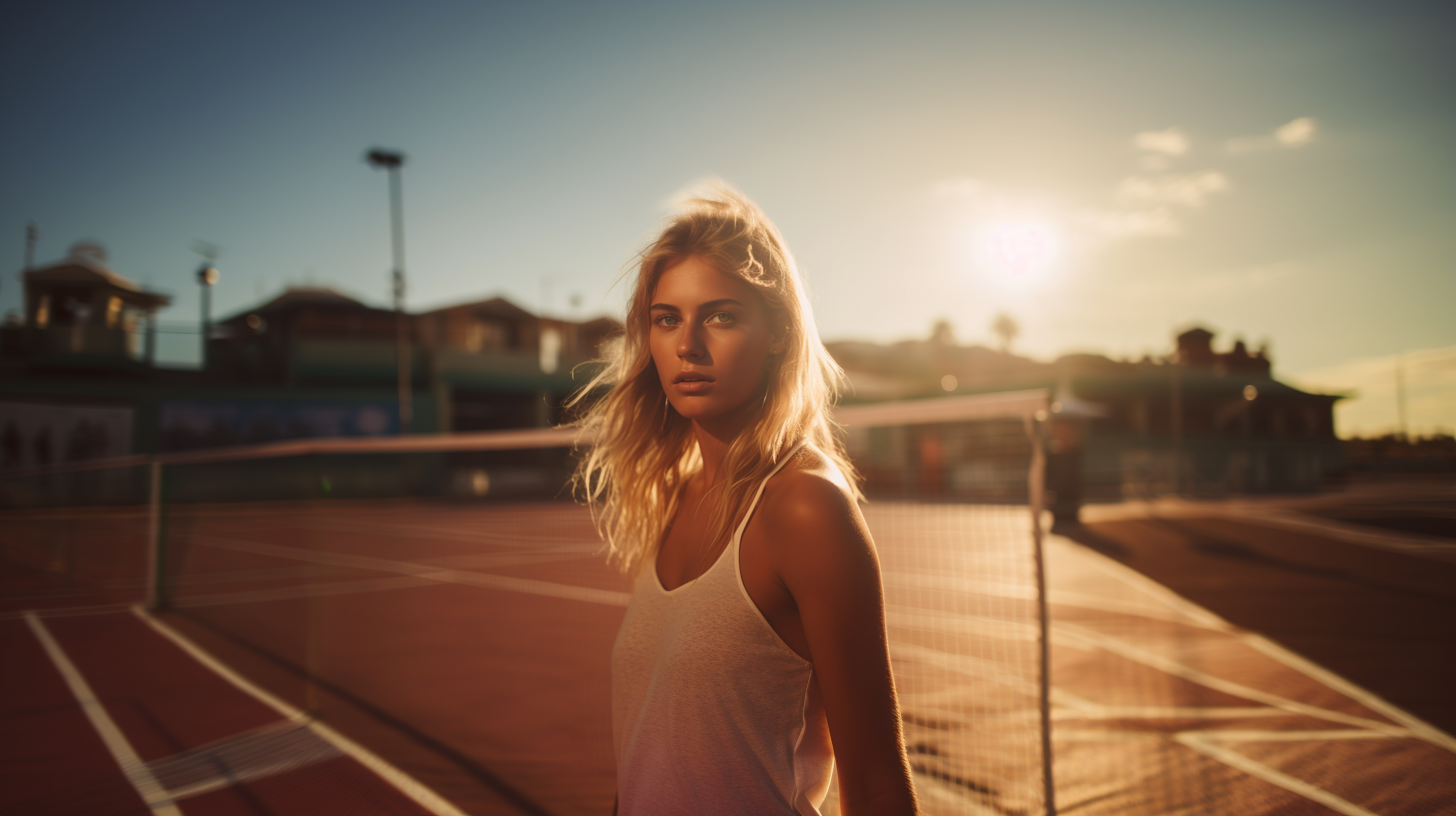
[649,255,782,429]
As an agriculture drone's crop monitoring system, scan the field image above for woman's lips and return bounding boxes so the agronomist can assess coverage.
[673,379,713,395]
[672,371,713,394]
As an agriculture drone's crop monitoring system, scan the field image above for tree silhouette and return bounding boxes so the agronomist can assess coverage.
[930,319,955,346]
[992,312,1020,353]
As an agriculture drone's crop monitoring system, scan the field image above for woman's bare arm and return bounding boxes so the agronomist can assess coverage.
[759,473,919,815]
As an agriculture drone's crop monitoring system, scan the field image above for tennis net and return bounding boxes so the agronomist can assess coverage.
[3,389,1058,816]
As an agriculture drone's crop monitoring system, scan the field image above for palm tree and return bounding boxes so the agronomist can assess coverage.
[992,312,1020,354]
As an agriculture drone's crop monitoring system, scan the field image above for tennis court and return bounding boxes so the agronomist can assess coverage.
[6,494,1454,815]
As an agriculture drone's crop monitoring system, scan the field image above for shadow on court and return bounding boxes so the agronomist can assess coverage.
[1056,514,1456,736]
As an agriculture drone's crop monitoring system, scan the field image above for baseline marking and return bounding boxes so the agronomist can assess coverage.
[196,535,631,606]
[23,611,182,816]
[0,603,134,621]
[1242,510,1456,563]
[1176,733,1381,816]
[131,605,470,816]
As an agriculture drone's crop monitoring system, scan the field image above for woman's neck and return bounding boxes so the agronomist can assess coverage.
[689,398,759,485]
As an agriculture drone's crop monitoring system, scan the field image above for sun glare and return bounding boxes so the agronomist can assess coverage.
[987,221,1057,277]
[964,219,1063,295]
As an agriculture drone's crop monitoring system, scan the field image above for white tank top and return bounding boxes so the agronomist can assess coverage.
[611,441,834,815]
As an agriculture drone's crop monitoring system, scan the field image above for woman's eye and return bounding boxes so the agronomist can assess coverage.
[655,315,680,327]
[707,312,736,326]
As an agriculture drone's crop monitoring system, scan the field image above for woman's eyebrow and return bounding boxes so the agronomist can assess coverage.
[648,298,746,312]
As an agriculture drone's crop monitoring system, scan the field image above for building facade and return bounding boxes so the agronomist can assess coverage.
[1,244,621,467]
[831,326,1344,510]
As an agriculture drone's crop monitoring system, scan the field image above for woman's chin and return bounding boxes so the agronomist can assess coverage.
[671,398,755,426]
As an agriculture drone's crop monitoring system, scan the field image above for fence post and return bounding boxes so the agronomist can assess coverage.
[145,460,167,610]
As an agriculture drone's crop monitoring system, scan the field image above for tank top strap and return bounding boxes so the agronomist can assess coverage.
[729,439,810,548]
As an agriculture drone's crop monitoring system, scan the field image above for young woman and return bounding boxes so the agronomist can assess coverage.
[573,184,919,816]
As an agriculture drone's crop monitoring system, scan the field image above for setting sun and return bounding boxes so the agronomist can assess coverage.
[988,221,1057,275]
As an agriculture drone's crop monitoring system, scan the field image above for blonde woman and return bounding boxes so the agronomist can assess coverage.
[574,184,918,816]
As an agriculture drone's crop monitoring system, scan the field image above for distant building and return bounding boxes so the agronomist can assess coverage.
[829,324,1344,510]
[413,296,620,431]
[5,242,171,368]
[210,289,621,435]
[1,241,621,464]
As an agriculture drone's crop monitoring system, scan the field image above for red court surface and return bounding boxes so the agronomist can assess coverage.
[4,494,1456,815]
[1,604,457,815]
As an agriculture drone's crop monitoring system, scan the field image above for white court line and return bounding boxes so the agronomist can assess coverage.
[1052,706,1292,721]
[887,605,1039,641]
[198,536,631,606]
[22,612,183,816]
[130,606,470,816]
[1054,533,1456,754]
[168,545,593,597]
[230,512,602,548]
[417,545,605,570]
[882,570,1038,600]
[0,603,134,621]
[173,575,435,608]
[1046,538,1229,629]
[1047,588,1230,630]
[1054,620,1406,735]
[1189,729,1403,742]
[1176,732,1381,816]
[1244,510,1456,562]
[885,567,1231,632]
[890,640,1103,714]
[1080,500,1456,559]
[1233,627,1456,754]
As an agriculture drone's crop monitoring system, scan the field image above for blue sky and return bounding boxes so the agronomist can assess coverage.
[2,1,1452,434]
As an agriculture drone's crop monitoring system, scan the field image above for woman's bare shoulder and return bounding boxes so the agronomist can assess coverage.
[762,445,856,513]
[754,446,873,569]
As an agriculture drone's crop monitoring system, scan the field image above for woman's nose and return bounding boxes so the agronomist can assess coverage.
[677,325,706,360]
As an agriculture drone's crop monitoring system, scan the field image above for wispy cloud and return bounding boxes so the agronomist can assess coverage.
[1227,116,1319,154]
[1133,127,1189,156]
[1292,345,1456,437]
[1116,171,1229,207]
[934,125,1239,243]
[1081,167,1230,239]
[1123,261,1301,300]
[1078,207,1180,238]
[1076,126,1231,239]
[1275,117,1317,146]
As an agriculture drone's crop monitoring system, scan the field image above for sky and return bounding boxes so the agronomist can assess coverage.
[2,0,1452,436]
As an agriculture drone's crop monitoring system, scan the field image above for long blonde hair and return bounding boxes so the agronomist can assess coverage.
[570,183,860,576]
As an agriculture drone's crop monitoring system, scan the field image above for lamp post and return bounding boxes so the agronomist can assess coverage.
[367,148,411,434]
[197,264,219,370]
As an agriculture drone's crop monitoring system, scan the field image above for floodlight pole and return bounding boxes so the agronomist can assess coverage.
[367,148,412,434]
[197,264,219,371]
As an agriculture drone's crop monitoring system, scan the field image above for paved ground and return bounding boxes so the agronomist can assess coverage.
[3,490,1455,815]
